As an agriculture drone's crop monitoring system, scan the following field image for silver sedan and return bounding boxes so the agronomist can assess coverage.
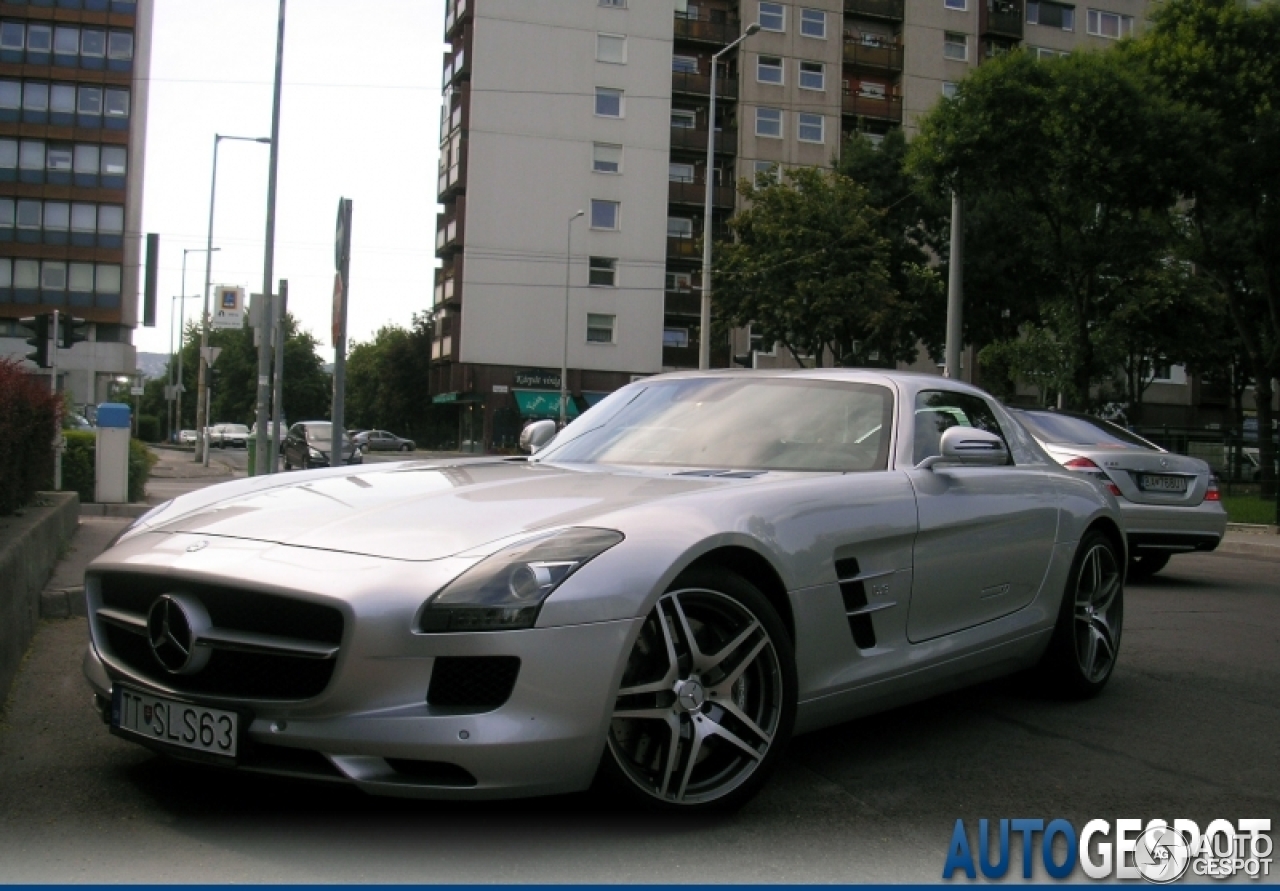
[83,372,1125,811]
[1009,409,1227,579]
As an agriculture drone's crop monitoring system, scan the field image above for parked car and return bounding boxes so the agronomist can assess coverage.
[353,429,416,452]
[84,371,1125,811]
[1009,409,1227,579]
[1242,447,1278,483]
[248,421,289,455]
[178,429,197,446]
[63,412,93,431]
[282,421,363,469]
[208,423,249,449]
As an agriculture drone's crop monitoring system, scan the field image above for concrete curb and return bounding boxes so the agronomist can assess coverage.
[1226,522,1280,535]
[80,502,149,518]
[1216,534,1280,562]
[40,585,86,620]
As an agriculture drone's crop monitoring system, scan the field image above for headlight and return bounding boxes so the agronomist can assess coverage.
[418,527,623,632]
[309,447,323,458]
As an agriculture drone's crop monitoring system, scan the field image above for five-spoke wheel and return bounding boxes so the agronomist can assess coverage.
[602,567,795,810]
[1038,529,1124,698]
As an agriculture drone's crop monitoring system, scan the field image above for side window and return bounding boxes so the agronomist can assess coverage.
[913,390,1011,465]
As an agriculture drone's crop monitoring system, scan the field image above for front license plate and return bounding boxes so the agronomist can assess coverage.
[112,685,239,758]
[1139,473,1189,493]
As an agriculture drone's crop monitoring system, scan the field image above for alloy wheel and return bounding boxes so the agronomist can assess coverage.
[1073,542,1123,683]
[608,586,784,806]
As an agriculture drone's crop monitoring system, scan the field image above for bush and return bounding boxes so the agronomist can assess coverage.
[0,358,60,514]
[61,430,157,504]
[137,414,161,443]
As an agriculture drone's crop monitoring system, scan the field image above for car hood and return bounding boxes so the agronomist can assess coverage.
[144,460,735,561]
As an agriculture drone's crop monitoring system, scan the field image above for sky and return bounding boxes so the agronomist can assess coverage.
[136,0,445,358]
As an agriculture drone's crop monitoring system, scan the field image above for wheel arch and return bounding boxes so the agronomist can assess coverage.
[1086,515,1127,565]
[682,545,795,645]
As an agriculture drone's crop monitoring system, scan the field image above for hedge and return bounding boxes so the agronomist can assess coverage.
[137,414,161,443]
[0,358,60,514]
[62,431,156,504]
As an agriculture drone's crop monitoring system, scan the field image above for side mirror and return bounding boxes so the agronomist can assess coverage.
[917,426,1009,470]
[519,419,557,454]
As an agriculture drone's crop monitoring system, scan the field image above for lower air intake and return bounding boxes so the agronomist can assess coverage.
[427,656,520,710]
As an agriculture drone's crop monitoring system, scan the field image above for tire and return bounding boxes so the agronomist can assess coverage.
[598,566,797,812]
[283,454,292,470]
[1127,552,1170,581]
[400,444,411,452]
[1036,530,1124,699]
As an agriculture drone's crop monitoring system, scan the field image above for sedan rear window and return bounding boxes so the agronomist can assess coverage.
[1014,411,1158,451]
[537,377,894,472]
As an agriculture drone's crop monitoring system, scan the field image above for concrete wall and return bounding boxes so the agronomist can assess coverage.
[0,492,79,713]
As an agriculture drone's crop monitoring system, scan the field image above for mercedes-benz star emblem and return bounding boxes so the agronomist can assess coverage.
[675,678,707,712]
[1160,458,1169,469]
[185,540,208,553]
[146,594,213,675]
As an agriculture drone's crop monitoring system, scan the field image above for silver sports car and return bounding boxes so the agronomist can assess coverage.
[1009,409,1226,580]
[83,371,1125,811]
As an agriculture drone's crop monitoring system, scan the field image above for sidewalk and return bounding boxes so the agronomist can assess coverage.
[37,515,130,619]
[147,446,237,480]
[1216,529,1280,562]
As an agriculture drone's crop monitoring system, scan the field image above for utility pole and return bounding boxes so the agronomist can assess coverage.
[332,199,352,456]
[944,192,964,381]
[270,279,288,467]
[255,0,287,476]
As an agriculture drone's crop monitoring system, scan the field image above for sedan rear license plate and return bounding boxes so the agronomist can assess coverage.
[1139,473,1189,493]
[112,685,239,758]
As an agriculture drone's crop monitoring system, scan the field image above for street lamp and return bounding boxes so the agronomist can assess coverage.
[195,134,271,466]
[700,22,760,370]
[170,247,220,441]
[561,209,585,429]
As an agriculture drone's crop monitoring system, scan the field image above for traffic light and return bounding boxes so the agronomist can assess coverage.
[18,315,51,368]
[60,316,89,350]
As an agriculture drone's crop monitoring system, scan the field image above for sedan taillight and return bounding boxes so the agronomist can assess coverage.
[1205,475,1221,502]
[1063,456,1123,498]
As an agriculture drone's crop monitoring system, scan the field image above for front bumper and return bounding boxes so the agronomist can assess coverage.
[83,556,640,799]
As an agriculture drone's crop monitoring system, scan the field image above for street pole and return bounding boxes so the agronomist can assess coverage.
[700,23,759,371]
[944,191,964,381]
[255,0,286,477]
[179,247,218,442]
[562,210,584,428]
[168,294,177,441]
[270,279,288,467]
[332,200,352,459]
[51,310,61,490]
[196,135,270,467]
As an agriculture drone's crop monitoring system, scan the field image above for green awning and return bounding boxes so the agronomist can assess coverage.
[513,389,579,419]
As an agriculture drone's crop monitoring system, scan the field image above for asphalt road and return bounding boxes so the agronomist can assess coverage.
[1,545,1276,882]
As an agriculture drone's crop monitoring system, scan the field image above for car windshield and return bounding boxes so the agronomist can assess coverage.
[226,425,249,434]
[535,376,894,472]
[1014,411,1158,451]
[304,425,349,444]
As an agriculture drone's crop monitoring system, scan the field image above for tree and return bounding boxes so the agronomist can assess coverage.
[908,48,1191,409]
[1135,0,1280,500]
[345,314,435,434]
[712,166,931,367]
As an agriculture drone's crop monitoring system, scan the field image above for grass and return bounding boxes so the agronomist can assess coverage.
[1221,494,1279,525]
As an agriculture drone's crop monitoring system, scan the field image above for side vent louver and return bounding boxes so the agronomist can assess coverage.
[834,556,898,651]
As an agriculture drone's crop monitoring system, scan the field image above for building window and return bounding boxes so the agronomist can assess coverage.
[593,142,622,173]
[586,313,616,344]
[595,87,623,117]
[858,80,886,98]
[104,88,129,119]
[16,199,40,230]
[798,113,824,143]
[671,109,697,128]
[672,55,699,73]
[597,33,627,64]
[0,23,22,54]
[759,2,785,31]
[591,199,620,230]
[942,81,959,98]
[755,107,782,138]
[1027,1,1075,29]
[27,24,51,54]
[101,145,126,177]
[81,29,106,61]
[77,85,102,116]
[944,32,968,60]
[589,256,617,286]
[600,0,626,6]
[1087,9,1133,37]
[664,328,690,348]
[1029,45,1070,58]
[54,26,77,58]
[668,216,694,238]
[800,9,826,37]
[666,270,693,290]
[669,162,695,183]
[945,0,967,8]
[798,61,825,90]
[41,260,66,291]
[753,160,781,183]
[757,55,784,85]
[107,31,133,62]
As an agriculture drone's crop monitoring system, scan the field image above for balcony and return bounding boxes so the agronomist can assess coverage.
[669,126,738,153]
[439,83,471,143]
[437,141,468,200]
[434,258,464,308]
[442,27,471,87]
[435,197,466,257]
[432,336,453,361]
[667,235,701,260]
[665,289,701,316]
[843,36,904,71]
[444,0,472,40]
[672,70,739,100]
[843,0,905,20]
[673,11,742,45]
[841,90,903,123]
[663,345,700,368]
[669,180,736,209]
[980,0,1024,38]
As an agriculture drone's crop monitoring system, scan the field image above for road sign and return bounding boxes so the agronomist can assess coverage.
[130,386,144,396]
[201,346,223,365]
[212,285,245,329]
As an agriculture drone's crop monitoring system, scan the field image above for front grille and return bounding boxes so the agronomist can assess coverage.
[427,656,520,710]
[94,572,344,701]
